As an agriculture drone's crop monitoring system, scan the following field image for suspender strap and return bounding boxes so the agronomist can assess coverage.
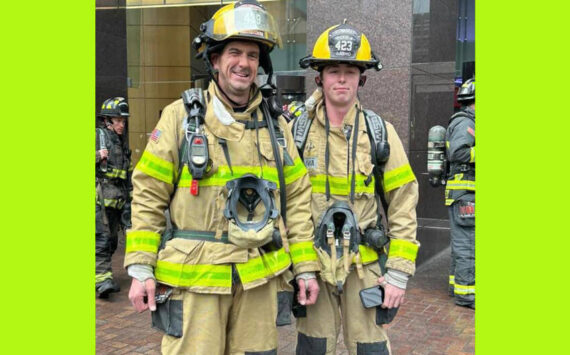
[350,109,359,204]
[218,138,234,176]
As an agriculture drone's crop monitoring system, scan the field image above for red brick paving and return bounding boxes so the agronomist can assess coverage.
[97,242,473,354]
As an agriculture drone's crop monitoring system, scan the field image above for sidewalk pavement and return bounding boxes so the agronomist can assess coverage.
[96,241,474,354]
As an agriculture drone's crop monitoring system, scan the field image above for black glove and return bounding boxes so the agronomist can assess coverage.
[121,203,132,229]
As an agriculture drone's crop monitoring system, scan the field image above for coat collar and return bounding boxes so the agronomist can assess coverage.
[204,82,264,141]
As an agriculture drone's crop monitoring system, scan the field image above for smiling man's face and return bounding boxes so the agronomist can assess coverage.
[211,40,260,106]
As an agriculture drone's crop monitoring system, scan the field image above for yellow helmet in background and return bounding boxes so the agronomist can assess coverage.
[193,0,282,58]
[300,22,382,72]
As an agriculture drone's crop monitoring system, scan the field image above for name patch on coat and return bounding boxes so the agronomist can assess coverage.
[304,157,318,170]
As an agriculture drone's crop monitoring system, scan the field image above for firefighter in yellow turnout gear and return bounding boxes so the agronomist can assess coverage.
[124,2,319,354]
[290,23,419,355]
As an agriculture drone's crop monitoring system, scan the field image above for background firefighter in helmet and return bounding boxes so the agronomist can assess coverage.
[96,97,133,298]
[124,1,319,354]
[289,22,419,355]
[445,78,475,309]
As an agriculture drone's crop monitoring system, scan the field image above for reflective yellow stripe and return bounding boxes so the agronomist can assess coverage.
[449,275,455,285]
[283,157,308,185]
[356,245,379,264]
[446,179,475,190]
[289,241,318,264]
[388,239,418,262]
[470,147,475,163]
[125,230,161,254]
[155,261,232,288]
[236,248,291,285]
[179,157,307,189]
[310,174,375,195]
[445,198,454,206]
[136,150,174,184]
[104,167,127,179]
[96,271,113,283]
[454,283,475,295]
[384,163,416,192]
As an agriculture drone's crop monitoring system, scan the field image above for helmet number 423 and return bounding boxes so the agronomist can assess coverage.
[335,40,353,51]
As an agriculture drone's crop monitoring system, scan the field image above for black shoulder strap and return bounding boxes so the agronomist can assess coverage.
[261,98,288,224]
[174,89,206,189]
[362,109,390,224]
[291,108,313,159]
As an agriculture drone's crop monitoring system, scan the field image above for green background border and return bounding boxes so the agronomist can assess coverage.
[2,1,568,353]
[0,1,94,353]
[478,2,569,353]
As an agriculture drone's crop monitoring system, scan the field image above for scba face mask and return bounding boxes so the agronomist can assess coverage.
[314,201,363,292]
[224,174,281,249]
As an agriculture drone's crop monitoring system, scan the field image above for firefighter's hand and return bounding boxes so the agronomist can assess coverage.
[128,278,156,313]
[378,276,405,309]
[297,278,319,306]
[98,149,109,160]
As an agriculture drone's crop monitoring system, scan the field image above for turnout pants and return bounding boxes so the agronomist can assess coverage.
[448,198,475,305]
[296,262,391,355]
[95,204,121,284]
[160,277,278,355]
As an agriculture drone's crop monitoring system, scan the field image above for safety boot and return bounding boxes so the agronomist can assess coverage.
[96,278,120,299]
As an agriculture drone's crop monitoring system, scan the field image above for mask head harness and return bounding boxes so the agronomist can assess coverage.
[224,174,279,231]
[315,201,362,293]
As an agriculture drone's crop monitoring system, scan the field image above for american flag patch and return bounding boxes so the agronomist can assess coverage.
[150,129,162,143]
[467,127,475,137]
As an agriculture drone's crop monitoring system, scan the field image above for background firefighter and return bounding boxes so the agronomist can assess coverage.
[445,78,475,309]
[95,96,132,298]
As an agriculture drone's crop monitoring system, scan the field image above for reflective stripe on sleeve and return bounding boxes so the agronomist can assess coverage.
[449,275,455,286]
[136,150,174,184]
[388,239,419,262]
[470,147,475,163]
[289,241,318,264]
[383,163,416,192]
[125,230,161,254]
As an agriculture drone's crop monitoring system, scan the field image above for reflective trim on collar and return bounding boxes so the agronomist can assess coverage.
[125,230,161,254]
[136,150,174,184]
